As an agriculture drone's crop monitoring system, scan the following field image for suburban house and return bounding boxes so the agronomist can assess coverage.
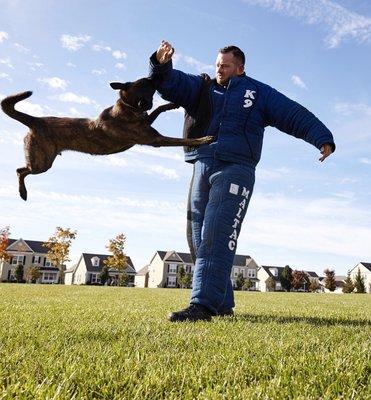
[257,266,319,292]
[135,250,259,289]
[349,262,371,293]
[0,238,60,283]
[64,253,136,285]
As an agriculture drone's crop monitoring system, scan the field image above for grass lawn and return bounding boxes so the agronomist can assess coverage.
[0,284,370,399]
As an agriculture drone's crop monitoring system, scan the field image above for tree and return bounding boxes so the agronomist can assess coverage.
[26,265,41,283]
[324,268,336,292]
[14,264,24,283]
[291,270,309,291]
[309,279,320,293]
[243,278,253,291]
[178,266,192,288]
[99,265,110,285]
[353,268,366,293]
[342,272,354,294]
[235,272,245,291]
[0,226,11,263]
[104,233,128,286]
[265,276,276,291]
[44,227,77,284]
[280,265,292,292]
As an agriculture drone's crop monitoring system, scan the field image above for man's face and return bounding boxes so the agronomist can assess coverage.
[215,52,244,85]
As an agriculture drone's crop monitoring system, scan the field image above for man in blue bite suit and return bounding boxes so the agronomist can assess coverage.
[149,41,335,322]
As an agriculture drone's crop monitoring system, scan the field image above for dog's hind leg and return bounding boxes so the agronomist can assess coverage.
[16,167,31,201]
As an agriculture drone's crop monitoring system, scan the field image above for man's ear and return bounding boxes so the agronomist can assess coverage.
[110,82,131,91]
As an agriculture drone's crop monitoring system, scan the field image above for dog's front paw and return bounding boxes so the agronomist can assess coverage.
[199,135,214,144]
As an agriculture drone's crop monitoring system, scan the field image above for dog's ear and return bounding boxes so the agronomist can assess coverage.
[110,82,131,91]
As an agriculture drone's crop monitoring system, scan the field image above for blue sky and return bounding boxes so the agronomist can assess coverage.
[1,0,370,276]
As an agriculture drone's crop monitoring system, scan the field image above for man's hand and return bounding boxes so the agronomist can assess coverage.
[319,143,333,162]
[156,40,174,64]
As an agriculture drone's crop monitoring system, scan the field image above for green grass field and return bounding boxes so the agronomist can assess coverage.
[0,284,370,400]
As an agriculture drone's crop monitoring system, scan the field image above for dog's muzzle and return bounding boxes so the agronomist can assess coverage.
[138,99,152,111]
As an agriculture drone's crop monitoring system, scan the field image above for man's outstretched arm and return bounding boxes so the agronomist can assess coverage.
[264,87,335,162]
[149,40,203,112]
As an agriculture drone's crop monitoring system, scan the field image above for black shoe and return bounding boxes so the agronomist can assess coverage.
[218,308,234,317]
[167,304,213,322]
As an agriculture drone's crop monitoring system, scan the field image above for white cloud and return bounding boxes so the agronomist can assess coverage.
[146,165,179,180]
[60,34,91,51]
[91,68,106,76]
[334,102,371,117]
[56,92,96,105]
[92,44,112,52]
[359,157,371,165]
[0,72,12,82]
[241,192,371,259]
[0,129,25,146]
[13,42,30,53]
[66,62,76,68]
[115,63,126,69]
[68,107,81,117]
[291,74,307,90]
[93,155,128,168]
[17,101,46,117]
[130,146,183,162]
[0,58,14,69]
[0,31,9,42]
[112,50,127,60]
[182,54,214,73]
[242,0,371,48]
[38,77,68,90]
[28,62,43,71]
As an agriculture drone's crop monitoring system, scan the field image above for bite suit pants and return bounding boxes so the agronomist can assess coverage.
[187,158,255,314]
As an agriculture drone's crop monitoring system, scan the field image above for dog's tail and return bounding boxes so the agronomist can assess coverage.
[1,91,38,127]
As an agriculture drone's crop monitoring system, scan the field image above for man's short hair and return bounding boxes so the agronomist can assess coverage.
[219,45,245,66]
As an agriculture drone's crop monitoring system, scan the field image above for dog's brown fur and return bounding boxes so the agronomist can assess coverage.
[1,78,213,201]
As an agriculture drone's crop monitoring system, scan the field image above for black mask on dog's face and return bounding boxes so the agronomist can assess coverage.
[110,78,156,111]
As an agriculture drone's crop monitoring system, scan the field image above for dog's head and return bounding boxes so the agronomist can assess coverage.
[110,78,156,112]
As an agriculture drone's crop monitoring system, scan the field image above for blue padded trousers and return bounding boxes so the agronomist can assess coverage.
[186,158,255,314]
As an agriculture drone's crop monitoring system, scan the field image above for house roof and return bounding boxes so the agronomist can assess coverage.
[360,262,371,272]
[82,253,136,274]
[260,266,319,281]
[136,265,149,276]
[157,250,252,266]
[260,266,284,279]
[305,271,319,278]
[8,238,49,254]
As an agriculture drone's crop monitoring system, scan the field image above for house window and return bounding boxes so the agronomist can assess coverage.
[167,276,177,287]
[91,257,100,267]
[91,274,101,284]
[233,268,239,277]
[43,272,57,282]
[45,258,52,267]
[12,255,24,265]
[168,263,177,274]
[269,268,278,276]
[248,269,256,278]
[33,255,41,264]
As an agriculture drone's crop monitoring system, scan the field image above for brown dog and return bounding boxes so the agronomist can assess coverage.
[1,78,213,201]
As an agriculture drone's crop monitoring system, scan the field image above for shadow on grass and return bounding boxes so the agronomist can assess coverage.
[238,314,371,327]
